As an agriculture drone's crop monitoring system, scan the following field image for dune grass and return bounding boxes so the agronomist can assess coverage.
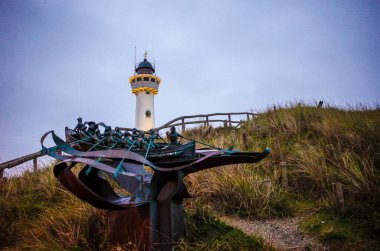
[179,204,268,251]
[1,103,379,250]
[0,166,267,250]
[183,103,380,248]
[0,166,108,250]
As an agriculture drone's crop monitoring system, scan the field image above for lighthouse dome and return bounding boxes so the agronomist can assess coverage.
[136,58,155,74]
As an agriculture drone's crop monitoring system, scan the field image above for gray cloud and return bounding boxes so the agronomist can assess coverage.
[0,0,379,161]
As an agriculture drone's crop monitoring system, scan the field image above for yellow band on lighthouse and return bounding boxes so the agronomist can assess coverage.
[132,87,158,95]
[129,74,162,84]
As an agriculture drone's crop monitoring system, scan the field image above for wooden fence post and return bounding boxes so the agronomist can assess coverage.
[280,161,288,188]
[181,118,185,132]
[231,129,236,141]
[332,182,344,213]
[241,133,248,150]
[205,116,209,126]
[246,113,250,120]
[0,168,4,186]
[33,158,38,172]
[228,114,232,127]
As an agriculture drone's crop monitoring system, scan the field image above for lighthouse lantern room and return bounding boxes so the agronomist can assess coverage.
[129,53,161,131]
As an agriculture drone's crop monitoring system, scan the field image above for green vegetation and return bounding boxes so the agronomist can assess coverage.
[184,103,380,249]
[0,167,108,250]
[1,103,379,250]
[178,205,268,251]
[301,212,373,249]
[0,167,266,250]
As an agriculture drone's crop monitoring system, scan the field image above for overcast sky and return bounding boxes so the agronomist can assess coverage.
[1,0,379,161]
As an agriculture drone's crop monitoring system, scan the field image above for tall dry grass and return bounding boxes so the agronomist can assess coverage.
[185,165,290,219]
[0,165,107,250]
[1,103,379,249]
[1,163,265,250]
[183,103,380,231]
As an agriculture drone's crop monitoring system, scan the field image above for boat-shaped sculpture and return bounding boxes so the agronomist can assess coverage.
[42,120,270,209]
[65,127,196,161]
[42,120,270,249]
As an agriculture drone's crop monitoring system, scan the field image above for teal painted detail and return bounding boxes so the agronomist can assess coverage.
[264,147,271,154]
[85,166,92,176]
[114,161,124,178]
[223,149,238,154]
[86,142,120,176]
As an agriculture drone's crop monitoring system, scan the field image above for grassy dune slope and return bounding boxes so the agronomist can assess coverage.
[1,104,379,250]
[0,168,108,250]
[184,104,380,250]
[0,168,266,250]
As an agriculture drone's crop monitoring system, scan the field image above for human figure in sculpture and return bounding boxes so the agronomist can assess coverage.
[102,126,113,146]
[131,128,139,142]
[147,129,160,149]
[121,131,134,148]
[139,131,149,150]
[129,128,141,149]
[114,127,124,138]
[167,126,182,145]
[74,117,87,134]
[82,121,97,140]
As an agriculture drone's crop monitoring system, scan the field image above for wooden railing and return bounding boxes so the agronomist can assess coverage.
[0,111,257,175]
[154,112,258,132]
[0,151,44,177]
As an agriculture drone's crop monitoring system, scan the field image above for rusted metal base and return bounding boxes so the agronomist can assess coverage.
[152,180,185,251]
[108,205,151,250]
[107,199,185,251]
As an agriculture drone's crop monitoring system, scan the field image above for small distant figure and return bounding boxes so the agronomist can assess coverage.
[121,131,134,148]
[84,121,96,135]
[167,126,182,145]
[148,129,160,149]
[131,128,139,142]
[83,122,100,142]
[114,127,124,138]
[110,128,122,144]
[95,128,102,138]
[131,128,142,149]
[74,117,86,133]
[138,131,148,149]
[100,126,112,145]
[318,101,323,108]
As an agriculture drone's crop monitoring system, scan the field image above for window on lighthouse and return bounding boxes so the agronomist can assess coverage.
[137,77,142,81]
[144,77,149,81]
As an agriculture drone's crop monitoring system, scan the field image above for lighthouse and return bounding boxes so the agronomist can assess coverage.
[129,53,161,130]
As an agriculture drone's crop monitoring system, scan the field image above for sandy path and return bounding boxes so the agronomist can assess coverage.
[220,215,328,251]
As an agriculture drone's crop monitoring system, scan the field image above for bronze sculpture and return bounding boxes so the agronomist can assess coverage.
[41,118,270,250]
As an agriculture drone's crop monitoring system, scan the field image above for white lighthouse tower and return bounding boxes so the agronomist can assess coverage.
[129,53,161,130]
